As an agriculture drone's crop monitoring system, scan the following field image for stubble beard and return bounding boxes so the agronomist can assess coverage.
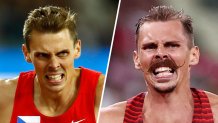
[153,82,177,94]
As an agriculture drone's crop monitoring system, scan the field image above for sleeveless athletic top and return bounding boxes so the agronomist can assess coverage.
[123,88,214,123]
[10,67,101,123]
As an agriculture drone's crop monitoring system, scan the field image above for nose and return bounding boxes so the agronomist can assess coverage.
[48,56,60,70]
[154,46,168,60]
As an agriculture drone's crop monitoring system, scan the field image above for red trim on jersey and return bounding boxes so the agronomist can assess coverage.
[10,67,101,123]
[123,88,214,123]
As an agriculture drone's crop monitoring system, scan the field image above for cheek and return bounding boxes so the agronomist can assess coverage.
[139,52,153,68]
[33,61,46,72]
[172,53,188,64]
[32,61,47,79]
[170,52,189,66]
[61,58,74,68]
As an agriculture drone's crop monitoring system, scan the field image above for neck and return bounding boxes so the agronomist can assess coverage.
[143,85,194,123]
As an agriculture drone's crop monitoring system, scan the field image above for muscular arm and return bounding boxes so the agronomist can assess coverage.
[98,101,127,123]
[94,74,104,120]
[0,78,18,123]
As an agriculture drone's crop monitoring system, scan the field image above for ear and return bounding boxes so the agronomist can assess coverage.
[73,40,81,59]
[22,44,32,63]
[189,46,200,66]
[133,50,141,70]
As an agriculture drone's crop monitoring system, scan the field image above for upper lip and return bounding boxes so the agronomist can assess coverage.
[148,58,178,74]
[149,63,176,74]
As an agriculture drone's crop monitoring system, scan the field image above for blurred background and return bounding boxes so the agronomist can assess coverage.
[0,0,119,78]
[102,0,218,107]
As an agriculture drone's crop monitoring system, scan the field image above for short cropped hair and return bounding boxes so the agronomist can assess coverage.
[136,6,194,48]
[23,6,78,51]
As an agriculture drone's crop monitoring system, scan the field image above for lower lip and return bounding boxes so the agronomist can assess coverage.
[46,76,64,85]
[152,73,175,83]
[155,76,173,83]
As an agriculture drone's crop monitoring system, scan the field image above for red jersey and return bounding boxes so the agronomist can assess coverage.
[10,67,101,123]
[123,88,214,123]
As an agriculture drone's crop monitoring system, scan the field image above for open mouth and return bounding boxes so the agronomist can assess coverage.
[153,67,175,77]
[45,73,65,83]
[151,66,176,83]
[148,58,178,83]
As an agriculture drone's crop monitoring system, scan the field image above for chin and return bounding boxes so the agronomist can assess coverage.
[153,82,177,94]
[48,85,65,92]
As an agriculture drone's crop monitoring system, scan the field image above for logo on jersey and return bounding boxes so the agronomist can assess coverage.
[17,116,40,123]
[71,118,85,123]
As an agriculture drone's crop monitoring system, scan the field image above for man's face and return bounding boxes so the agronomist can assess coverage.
[133,20,199,93]
[23,29,81,92]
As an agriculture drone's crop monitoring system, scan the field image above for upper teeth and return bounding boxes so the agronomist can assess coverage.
[47,74,62,80]
[155,67,172,73]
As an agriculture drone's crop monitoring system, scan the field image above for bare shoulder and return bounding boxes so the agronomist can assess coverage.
[99,101,127,123]
[94,74,104,119]
[96,74,104,98]
[97,74,104,88]
[0,77,18,104]
[0,77,18,123]
[0,77,18,90]
[205,91,218,109]
[205,91,218,122]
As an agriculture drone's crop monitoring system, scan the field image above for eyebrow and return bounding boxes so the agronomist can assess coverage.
[34,52,50,58]
[56,49,70,55]
[34,49,70,55]
[142,40,181,44]
[141,42,157,46]
[140,40,181,47]
[164,40,181,43]
[34,51,49,55]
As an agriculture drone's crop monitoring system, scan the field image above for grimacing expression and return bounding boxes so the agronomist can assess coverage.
[133,20,199,93]
[23,29,81,92]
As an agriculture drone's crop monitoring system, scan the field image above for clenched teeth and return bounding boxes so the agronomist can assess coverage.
[154,67,174,75]
[47,74,62,80]
[155,67,172,73]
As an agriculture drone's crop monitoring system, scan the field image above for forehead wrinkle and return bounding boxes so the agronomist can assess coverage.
[139,21,189,45]
[30,29,74,54]
[35,47,72,54]
[139,29,154,41]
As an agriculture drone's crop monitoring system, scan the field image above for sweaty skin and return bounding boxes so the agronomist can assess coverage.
[0,29,104,123]
[99,20,218,123]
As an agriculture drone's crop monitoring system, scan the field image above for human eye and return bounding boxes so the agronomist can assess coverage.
[165,42,180,48]
[142,43,157,50]
[35,53,49,59]
[57,50,69,58]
